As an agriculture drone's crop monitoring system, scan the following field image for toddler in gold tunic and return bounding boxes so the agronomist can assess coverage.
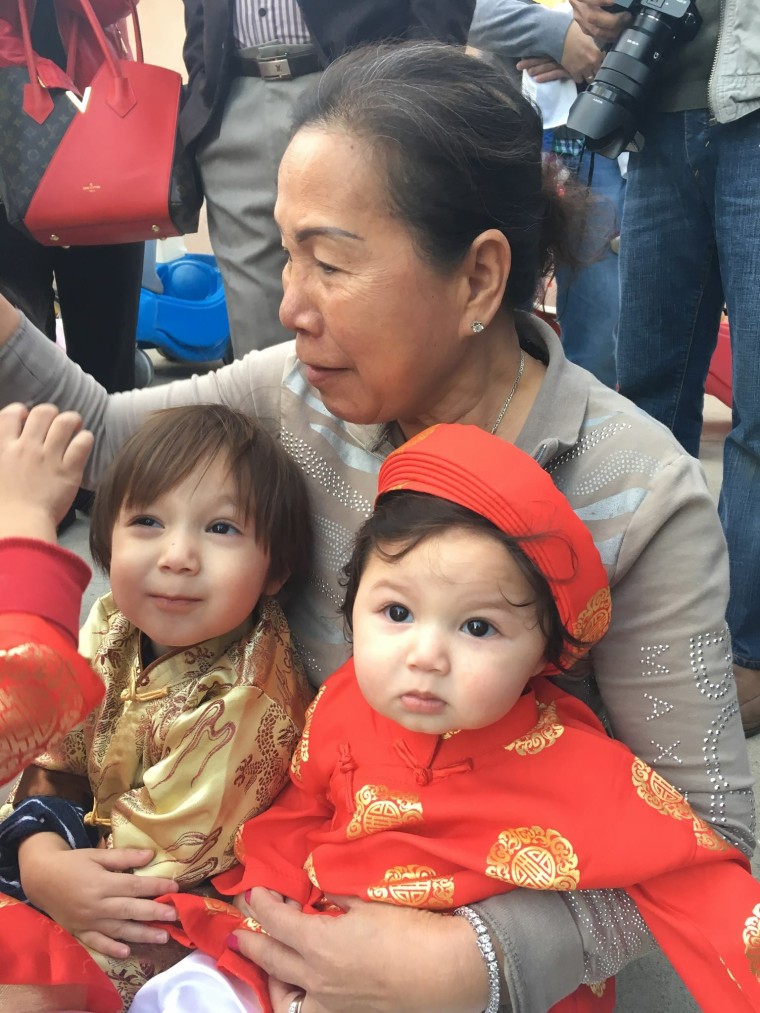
[0,405,313,1008]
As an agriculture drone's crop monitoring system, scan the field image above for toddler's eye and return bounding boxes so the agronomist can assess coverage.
[463,618,494,638]
[385,604,411,623]
[131,516,159,528]
[209,521,240,535]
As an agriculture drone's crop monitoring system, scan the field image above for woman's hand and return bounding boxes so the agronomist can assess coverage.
[236,888,490,1013]
[19,834,179,959]
[270,974,308,1013]
[0,403,94,541]
[234,889,308,1010]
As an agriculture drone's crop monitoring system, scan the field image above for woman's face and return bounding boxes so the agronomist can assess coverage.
[275,128,473,431]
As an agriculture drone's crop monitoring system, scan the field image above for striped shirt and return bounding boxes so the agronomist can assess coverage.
[233,0,312,48]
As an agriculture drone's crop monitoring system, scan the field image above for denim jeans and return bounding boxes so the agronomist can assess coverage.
[554,150,625,388]
[616,108,760,668]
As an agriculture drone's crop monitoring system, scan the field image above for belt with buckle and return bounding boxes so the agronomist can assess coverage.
[232,48,322,81]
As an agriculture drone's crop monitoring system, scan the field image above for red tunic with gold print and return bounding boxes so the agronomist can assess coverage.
[166,661,760,1013]
[0,537,118,1013]
[0,537,103,784]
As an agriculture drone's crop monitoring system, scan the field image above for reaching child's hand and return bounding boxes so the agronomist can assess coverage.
[19,835,179,959]
[0,402,94,541]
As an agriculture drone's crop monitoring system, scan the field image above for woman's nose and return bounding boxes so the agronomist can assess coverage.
[279,263,320,334]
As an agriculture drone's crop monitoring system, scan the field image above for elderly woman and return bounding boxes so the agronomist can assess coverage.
[0,42,752,1013]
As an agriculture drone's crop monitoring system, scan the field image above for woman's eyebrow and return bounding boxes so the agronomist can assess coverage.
[295,226,363,242]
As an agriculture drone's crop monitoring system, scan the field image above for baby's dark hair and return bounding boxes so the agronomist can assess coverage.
[341,491,586,673]
[90,404,312,589]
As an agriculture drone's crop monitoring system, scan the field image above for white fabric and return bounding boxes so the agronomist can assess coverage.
[521,70,577,129]
[130,952,262,1013]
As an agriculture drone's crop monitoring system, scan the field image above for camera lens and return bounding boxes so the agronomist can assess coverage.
[566,3,701,158]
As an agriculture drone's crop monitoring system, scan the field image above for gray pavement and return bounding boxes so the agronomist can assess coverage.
[18,355,760,1008]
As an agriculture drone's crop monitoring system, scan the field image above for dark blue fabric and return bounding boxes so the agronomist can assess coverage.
[0,795,99,903]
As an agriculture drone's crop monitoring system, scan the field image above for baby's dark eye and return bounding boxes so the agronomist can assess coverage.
[463,618,494,638]
[385,604,411,623]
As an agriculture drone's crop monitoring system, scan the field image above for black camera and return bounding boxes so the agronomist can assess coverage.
[566,0,701,158]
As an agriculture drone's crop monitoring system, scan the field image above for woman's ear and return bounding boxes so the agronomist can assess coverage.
[457,229,511,335]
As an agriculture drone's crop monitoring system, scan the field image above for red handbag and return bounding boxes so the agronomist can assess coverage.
[0,0,201,245]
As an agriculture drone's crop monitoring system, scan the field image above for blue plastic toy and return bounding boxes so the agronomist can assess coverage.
[135,252,232,383]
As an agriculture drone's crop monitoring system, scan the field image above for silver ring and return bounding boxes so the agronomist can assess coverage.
[288,996,305,1013]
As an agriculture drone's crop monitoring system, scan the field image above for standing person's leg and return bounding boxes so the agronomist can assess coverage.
[53,243,143,393]
[713,109,760,729]
[616,111,723,458]
[554,150,624,388]
[197,72,320,357]
[0,205,56,337]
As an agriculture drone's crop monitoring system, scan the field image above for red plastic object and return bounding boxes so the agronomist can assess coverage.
[706,320,732,408]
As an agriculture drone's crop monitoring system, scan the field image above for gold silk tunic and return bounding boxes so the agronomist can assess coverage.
[35,592,312,884]
[7,592,312,1005]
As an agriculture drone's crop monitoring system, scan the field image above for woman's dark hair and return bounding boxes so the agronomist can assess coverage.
[292,41,585,308]
[340,491,586,672]
[90,404,313,589]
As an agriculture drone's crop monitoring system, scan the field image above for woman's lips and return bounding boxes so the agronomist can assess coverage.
[304,363,345,387]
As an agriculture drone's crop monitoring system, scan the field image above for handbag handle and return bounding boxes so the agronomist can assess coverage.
[64,2,143,81]
[18,0,138,123]
[125,1,143,64]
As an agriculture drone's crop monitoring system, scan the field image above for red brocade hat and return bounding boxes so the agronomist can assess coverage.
[377,425,611,665]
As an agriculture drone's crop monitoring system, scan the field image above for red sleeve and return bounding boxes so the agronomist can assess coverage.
[214,676,344,903]
[0,896,120,1012]
[214,777,334,904]
[0,612,103,783]
[0,537,91,646]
